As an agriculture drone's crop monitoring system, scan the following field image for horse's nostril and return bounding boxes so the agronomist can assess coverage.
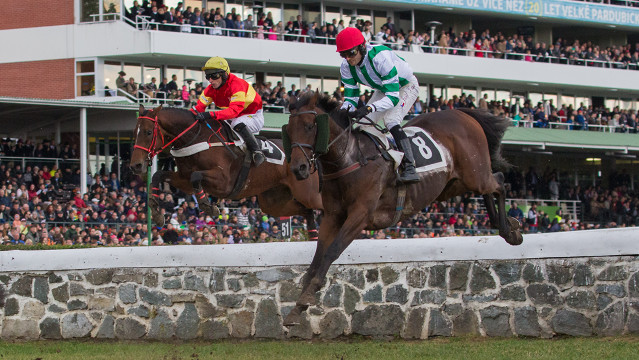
[299,164,307,172]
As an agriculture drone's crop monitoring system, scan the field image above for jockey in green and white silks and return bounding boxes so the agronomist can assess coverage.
[336,27,420,183]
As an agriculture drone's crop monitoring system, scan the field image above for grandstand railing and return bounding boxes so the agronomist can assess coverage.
[116,16,639,72]
[0,156,80,169]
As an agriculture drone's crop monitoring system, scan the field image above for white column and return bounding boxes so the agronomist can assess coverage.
[55,121,61,145]
[151,156,158,175]
[116,131,121,182]
[105,139,110,175]
[80,108,88,195]
[95,137,100,174]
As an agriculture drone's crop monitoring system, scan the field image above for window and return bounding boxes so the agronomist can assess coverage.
[143,65,161,87]
[284,75,300,92]
[561,95,575,108]
[206,1,224,14]
[226,0,242,16]
[481,89,495,102]
[528,92,542,106]
[76,60,96,97]
[448,86,462,99]
[302,4,321,24]
[575,97,590,108]
[373,10,386,34]
[185,67,203,88]
[325,6,340,26]
[265,2,281,25]
[419,86,429,102]
[496,90,510,102]
[80,0,99,22]
[283,3,299,24]
[305,76,322,92]
[355,9,372,24]
[167,66,184,88]
[123,63,141,84]
[323,78,339,95]
[463,87,477,101]
[104,61,122,95]
[266,74,283,88]
[103,0,120,15]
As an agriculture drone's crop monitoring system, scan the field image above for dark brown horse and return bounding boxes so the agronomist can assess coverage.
[281,91,522,325]
[130,105,323,235]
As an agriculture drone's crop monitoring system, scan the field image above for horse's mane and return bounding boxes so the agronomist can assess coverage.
[291,92,351,129]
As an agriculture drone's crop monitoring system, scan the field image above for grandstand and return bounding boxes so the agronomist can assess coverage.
[1,0,639,243]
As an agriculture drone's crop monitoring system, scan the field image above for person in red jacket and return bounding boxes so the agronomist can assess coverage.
[192,56,265,166]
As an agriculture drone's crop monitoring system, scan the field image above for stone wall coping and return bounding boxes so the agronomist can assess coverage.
[1,227,637,272]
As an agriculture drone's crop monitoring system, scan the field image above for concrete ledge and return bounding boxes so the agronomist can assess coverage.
[1,227,637,272]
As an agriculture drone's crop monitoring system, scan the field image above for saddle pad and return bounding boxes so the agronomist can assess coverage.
[170,139,284,165]
[403,127,447,173]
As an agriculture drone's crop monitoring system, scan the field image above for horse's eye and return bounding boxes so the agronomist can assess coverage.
[305,123,315,131]
[146,130,153,136]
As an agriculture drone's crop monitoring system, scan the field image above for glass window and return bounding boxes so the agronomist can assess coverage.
[576,97,589,109]
[103,61,122,94]
[463,87,477,100]
[206,1,224,15]
[496,90,510,102]
[302,3,321,24]
[305,76,322,92]
[81,0,99,22]
[77,75,95,96]
[418,86,429,102]
[448,86,462,99]
[184,0,203,12]
[605,99,618,111]
[265,2,281,25]
[143,65,161,87]
[432,86,443,100]
[167,66,184,87]
[323,78,339,95]
[283,3,299,24]
[621,99,633,110]
[528,92,542,106]
[373,10,386,34]
[284,75,300,93]
[325,6,340,26]
[561,95,575,108]
[355,9,372,24]
[225,0,242,16]
[103,0,120,15]
[77,60,95,73]
[244,73,256,85]
[481,89,495,102]
[185,67,203,88]
[123,63,142,84]
[266,74,282,88]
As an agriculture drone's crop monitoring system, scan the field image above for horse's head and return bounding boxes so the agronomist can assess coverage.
[131,104,163,174]
[284,91,332,180]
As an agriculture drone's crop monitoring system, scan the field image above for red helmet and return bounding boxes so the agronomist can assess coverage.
[336,27,365,52]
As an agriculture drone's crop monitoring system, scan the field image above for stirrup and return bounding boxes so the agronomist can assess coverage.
[399,165,420,183]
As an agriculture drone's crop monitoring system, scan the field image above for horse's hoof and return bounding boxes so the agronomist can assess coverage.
[202,203,220,218]
[151,213,165,227]
[506,231,523,246]
[507,217,522,231]
[283,307,302,326]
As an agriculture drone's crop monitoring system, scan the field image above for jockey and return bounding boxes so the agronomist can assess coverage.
[336,27,420,183]
[192,56,265,167]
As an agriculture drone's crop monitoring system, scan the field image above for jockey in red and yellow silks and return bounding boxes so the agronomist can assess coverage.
[192,56,266,167]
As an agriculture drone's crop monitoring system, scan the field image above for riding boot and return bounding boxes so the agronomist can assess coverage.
[389,125,420,183]
[234,123,266,167]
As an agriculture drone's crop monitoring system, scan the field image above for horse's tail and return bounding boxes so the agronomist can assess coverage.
[456,108,511,172]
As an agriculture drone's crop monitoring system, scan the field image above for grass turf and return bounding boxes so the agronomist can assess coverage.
[0,336,638,360]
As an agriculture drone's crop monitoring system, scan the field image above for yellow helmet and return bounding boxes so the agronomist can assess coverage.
[202,56,230,74]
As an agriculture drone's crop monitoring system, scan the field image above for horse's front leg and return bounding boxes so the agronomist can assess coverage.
[298,207,369,306]
[191,171,220,218]
[283,213,341,326]
[149,170,173,227]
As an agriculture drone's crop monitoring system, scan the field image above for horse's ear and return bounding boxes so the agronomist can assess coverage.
[139,104,145,114]
[153,105,163,113]
[309,90,320,107]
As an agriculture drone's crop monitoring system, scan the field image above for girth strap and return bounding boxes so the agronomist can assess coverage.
[227,151,253,199]
[391,185,407,226]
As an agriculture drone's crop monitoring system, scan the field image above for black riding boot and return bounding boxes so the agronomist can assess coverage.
[390,125,420,183]
[234,123,266,167]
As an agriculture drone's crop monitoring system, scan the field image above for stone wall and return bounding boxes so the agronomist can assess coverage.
[1,256,638,340]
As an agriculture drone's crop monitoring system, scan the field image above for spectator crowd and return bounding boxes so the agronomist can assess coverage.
[123,1,639,71]
[0,131,636,248]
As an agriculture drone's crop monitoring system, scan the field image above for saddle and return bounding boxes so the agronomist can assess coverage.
[353,123,403,170]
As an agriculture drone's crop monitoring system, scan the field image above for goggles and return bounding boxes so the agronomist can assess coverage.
[205,72,224,80]
[339,48,359,59]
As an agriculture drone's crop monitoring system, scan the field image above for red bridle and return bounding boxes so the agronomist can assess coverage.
[133,115,199,159]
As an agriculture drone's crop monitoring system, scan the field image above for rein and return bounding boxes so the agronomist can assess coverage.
[288,110,358,179]
[134,115,199,160]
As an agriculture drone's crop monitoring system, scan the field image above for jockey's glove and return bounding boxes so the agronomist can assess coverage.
[352,105,373,120]
[195,111,215,123]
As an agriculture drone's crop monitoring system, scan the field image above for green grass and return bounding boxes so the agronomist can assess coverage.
[0,337,638,360]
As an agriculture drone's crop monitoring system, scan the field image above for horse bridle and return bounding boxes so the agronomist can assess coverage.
[288,110,354,173]
[134,114,200,161]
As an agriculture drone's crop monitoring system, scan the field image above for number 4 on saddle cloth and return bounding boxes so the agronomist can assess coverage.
[355,123,448,174]
[169,121,285,165]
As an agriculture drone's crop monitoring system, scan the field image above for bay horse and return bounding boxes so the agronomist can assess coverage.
[281,91,522,325]
[130,105,322,236]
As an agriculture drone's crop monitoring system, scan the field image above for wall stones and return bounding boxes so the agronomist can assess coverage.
[1,257,638,340]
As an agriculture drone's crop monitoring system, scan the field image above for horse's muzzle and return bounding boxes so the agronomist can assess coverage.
[130,162,145,175]
[292,163,309,180]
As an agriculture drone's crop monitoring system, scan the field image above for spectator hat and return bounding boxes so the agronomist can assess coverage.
[262,215,268,222]
[118,71,126,76]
